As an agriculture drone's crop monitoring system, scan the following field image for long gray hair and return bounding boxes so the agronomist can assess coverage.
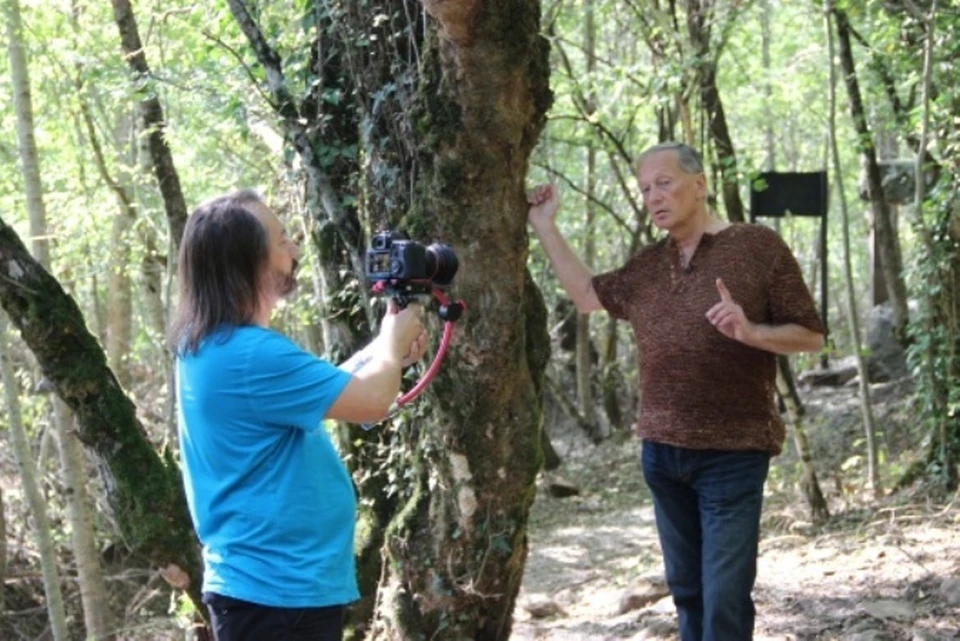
[167,189,268,354]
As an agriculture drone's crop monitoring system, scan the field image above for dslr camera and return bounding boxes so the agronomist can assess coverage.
[366,231,459,302]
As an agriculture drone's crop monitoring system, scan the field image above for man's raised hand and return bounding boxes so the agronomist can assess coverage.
[527,184,560,230]
[706,278,755,344]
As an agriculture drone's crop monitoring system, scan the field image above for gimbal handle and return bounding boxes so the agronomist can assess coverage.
[367,281,465,408]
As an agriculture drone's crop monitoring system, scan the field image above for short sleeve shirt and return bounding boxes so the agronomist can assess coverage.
[177,325,355,607]
[592,224,824,455]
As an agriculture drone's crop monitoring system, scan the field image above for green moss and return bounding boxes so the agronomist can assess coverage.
[487,0,540,67]
[411,32,462,152]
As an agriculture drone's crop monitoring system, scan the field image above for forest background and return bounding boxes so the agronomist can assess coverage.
[0,0,958,639]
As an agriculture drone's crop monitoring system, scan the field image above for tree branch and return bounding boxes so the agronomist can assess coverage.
[110,0,188,250]
[533,161,631,234]
[226,0,366,281]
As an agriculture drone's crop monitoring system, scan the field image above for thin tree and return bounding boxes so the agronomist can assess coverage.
[833,6,909,341]
[775,358,829,522]
[576,0,603,439]
[890,0,959,490]
[910,0,948,478]
[757,0,829,521]
[0,312,68,641]
[825,1,881,495]
[109,0,188,255]
[0,487,5,613]
[5,0,117,635]
[684,0,746,222]
[70,0,139,393]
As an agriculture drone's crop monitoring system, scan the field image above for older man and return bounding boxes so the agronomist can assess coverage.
[527,142,824,641]
[170,189,425,641]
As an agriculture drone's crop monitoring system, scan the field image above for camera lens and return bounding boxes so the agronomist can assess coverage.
[426,243,458,286]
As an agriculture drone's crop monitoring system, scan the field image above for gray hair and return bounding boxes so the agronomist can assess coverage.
[167,188,271,354]
[635,142,705,175]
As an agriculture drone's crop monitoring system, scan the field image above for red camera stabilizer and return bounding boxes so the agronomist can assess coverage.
[369,282,466,407]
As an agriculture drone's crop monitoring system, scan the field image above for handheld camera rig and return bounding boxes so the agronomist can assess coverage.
[365,231,465,406]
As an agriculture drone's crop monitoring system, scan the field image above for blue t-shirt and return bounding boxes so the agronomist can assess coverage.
[176,325,356,607]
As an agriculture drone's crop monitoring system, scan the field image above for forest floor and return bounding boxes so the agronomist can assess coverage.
[512,375,960,640]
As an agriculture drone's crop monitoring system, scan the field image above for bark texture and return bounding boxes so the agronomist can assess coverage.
[369,1,552,638]
[110,0,188,253]
[0,217,205,610]
[834,8,909,340]
[684,0,746,222]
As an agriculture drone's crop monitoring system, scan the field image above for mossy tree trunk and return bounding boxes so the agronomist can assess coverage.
[227,2,551,637]
[368,1,552,638]
[0,217,206,613]
[225,5,410,636]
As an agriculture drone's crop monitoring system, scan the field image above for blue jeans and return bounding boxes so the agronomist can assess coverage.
[641,441,770,641]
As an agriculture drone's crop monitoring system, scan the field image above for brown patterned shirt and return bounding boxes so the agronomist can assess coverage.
[592,224,824,455]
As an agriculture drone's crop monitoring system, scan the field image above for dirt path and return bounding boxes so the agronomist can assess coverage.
[512,387,960,640]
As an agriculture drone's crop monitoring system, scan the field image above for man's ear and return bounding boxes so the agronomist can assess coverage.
[696,173,707,199]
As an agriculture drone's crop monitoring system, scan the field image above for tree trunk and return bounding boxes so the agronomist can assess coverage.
[0,219,206,611]
[5,0,49,267]
[0,488,5,613]
[903,0,958,491]
[226,5,423,637]
[7,1,118,635]
[226,2,551,637]
[761,0,775,173]
[600,317,624,430]
[107,211,133,390]
[52,399,117,639]
[775,358,829,523]
[109,0,188,254]
[833,8,909,341]
[576,0,601,440]
[72,0,138,391]
[368,2,552,636]
[826,3,881,496]
[684,0,745,222]
[134,121,177,441]
[0,313,69,641]
[540,424,562,471]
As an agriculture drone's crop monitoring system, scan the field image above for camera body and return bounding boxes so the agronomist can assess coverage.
[366,231,458,300]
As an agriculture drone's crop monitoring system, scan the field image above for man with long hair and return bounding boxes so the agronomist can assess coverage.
[169,189,425,640]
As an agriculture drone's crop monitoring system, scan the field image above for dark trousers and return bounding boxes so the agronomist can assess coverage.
[203,593,344,641]
[641,441,770,641]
